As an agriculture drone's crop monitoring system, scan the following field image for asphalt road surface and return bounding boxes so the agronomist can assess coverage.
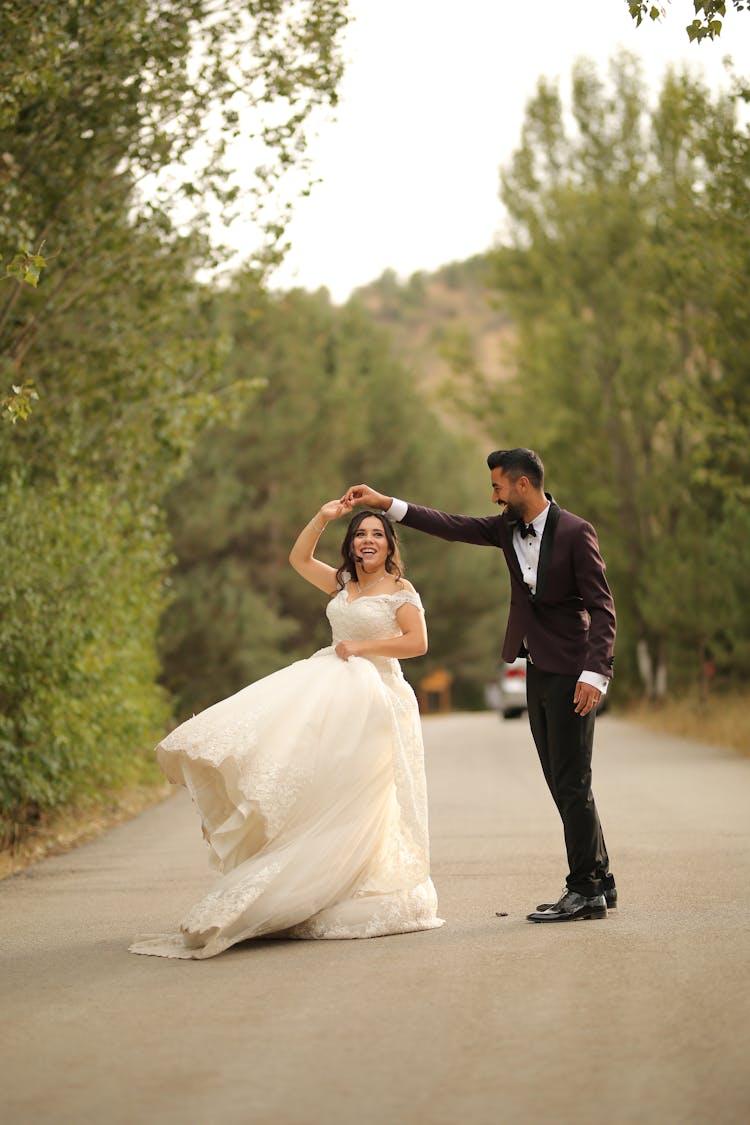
[2,713,749,1125]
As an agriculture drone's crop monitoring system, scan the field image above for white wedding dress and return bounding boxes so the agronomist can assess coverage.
[129,582,443,959]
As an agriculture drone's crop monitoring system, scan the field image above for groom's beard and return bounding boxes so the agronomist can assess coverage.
[499,501,522,521]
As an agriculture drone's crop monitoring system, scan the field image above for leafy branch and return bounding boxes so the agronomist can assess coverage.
[627,0,749,40]
[1,243,46,421]
[2,243,47,288]
[1,380,38,423]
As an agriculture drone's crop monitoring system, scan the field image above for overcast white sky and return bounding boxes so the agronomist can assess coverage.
[238,0,750,302]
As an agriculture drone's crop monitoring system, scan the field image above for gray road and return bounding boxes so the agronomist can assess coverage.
[1,713,749,1125]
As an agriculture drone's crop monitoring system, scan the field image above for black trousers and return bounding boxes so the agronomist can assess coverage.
[525,662,613,898]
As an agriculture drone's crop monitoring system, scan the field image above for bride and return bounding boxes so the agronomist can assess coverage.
[129,498,444,959]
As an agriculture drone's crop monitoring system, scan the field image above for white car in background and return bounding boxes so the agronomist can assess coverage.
[496,658,609,719]
[497,658,528,719]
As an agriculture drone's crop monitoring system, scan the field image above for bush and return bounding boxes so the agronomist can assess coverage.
[0,475,171,844]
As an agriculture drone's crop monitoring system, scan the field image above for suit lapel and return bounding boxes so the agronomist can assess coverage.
[500,516,524,581]
[534,496,560,603]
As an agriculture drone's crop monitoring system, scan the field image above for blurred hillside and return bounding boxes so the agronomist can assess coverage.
[350,257,515,426]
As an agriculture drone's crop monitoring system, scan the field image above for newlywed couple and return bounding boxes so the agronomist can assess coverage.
[130,448,617,960]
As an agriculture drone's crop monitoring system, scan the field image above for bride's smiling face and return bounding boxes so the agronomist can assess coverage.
[353,517,388,569]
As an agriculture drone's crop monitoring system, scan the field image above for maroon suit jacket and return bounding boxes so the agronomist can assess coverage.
[401,497,616,679]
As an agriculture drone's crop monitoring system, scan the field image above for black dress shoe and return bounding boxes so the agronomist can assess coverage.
[527,891,607,923]
[536,886,617,912]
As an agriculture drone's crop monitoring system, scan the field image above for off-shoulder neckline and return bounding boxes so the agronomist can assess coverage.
[340,582,418,606]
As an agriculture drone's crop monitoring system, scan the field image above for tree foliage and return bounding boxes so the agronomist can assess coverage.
[0,478,172,841]
[480,53,750,696]
[0,1,348,842]
[0,0,347,421]
[627,0,749,41]
[160,279,504,718]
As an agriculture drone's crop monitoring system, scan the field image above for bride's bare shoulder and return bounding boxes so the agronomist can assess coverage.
[395,577,417,594]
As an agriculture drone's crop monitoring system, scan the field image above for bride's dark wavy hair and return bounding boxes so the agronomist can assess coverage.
[335,510,404,590]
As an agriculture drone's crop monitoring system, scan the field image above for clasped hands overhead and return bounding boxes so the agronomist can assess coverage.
[316,486,387,524]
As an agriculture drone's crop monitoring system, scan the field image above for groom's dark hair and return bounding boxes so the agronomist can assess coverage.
[486,448,544,489]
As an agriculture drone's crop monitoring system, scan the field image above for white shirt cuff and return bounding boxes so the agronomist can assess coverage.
[386,497,408,522]
[578,671,609,694]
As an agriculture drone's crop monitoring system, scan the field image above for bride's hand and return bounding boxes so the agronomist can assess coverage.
[335,640,363,661]
[318,498,353,524]
[342,484,392,511]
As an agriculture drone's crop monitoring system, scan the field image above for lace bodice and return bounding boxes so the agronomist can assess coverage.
[325,583,424,646]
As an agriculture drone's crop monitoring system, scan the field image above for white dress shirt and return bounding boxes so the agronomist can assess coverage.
[386,497,607,694]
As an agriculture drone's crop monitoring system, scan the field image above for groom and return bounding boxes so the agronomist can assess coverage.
[345,448,617,923]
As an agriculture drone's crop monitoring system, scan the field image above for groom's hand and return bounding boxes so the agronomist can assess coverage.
[343,484,393,511]
[573,681,601,717]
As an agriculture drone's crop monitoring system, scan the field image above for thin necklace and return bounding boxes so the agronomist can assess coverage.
[356,573,387,593]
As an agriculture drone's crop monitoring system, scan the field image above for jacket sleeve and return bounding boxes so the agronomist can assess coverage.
[401,503,503,548]
[573,522,616,678]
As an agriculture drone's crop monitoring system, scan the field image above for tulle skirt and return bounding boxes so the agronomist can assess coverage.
[129,648,442,959]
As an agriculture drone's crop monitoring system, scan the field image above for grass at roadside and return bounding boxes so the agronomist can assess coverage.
[0,780,172,881]
[626,690,750,759]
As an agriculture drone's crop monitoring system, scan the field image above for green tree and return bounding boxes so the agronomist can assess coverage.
[0,1,348,841]
[478,53,750,697]
[160,279,504,717]
[0,0,347,420]
[0,477,172,841]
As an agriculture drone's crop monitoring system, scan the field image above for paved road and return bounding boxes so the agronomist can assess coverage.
[1,713,749,1125]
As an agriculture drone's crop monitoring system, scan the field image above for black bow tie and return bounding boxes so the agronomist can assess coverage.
[517,521,536,539]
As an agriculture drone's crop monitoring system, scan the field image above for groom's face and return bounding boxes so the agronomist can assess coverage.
[490,468,524,519]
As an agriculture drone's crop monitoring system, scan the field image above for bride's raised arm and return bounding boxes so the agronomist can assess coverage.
[288,499,352,594]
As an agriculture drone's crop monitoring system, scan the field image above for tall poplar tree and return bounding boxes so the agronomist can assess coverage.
[483,53,750,695]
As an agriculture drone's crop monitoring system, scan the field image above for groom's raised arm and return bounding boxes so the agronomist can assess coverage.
[344,484,503,549]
